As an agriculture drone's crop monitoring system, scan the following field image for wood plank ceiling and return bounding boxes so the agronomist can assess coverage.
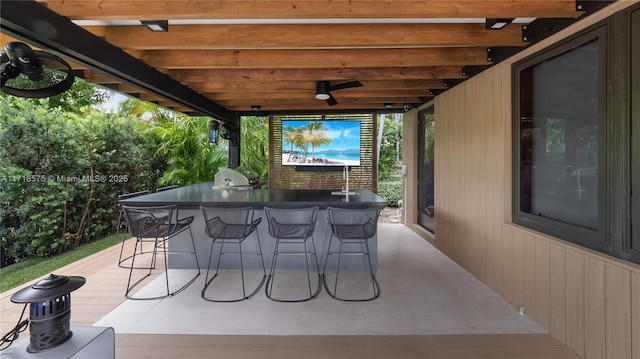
[0,1,604,117]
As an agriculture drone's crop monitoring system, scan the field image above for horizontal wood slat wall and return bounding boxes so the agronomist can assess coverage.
[403,2,640,359]
[269,114,377,191]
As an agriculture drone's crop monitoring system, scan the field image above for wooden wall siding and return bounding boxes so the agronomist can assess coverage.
[410,2,640,359]
[433,62,640,357]
[268,114,377,191]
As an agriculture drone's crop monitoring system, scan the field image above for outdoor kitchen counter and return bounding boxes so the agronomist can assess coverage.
[118,181,387,209]
[119,182,386,270]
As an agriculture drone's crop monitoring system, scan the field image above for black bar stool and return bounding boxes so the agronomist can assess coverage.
[264,206,321,302]
[116,190,150,269]
[122,205,201,300]
[323,207,382,301]
[200,206,266,302]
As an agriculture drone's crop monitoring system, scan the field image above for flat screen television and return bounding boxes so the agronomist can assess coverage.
[281,119,361,166]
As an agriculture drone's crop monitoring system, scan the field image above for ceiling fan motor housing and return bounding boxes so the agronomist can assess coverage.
[315,81,330,100]
[5,42,43,81]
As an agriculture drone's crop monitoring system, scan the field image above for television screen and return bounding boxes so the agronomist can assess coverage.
[281,119,361,166]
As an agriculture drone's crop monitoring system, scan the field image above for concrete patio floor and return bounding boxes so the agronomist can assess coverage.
[0,223,580,358]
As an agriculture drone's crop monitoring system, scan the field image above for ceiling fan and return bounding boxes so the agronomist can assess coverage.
[1,42,74,98]
[315,80,363,106]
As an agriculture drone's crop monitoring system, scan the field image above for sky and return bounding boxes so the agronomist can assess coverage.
[99,91,127,113]
[282,120,361,151]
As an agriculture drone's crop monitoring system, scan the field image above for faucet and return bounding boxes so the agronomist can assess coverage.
[343,165,349,198]
[330,166,353,198]
[224,178,232,186]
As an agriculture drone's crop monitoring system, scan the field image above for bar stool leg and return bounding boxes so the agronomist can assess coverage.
[266,238,321,302]
[363,239,379,297]
[202,232,265,302]
[322,236,380,302]
[266,239,281,300]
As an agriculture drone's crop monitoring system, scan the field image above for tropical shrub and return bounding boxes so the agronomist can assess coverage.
[378,114,403,181]
[377,179,403,208]
[0,91,162,263]
[150,113,228,186]
[240,116,269,186]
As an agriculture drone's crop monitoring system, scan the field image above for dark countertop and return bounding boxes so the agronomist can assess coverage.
[119,182,387,209]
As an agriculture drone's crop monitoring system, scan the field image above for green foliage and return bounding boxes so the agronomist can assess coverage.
[377,178,403,208]
[0,94,161,261]
[151,112,228,186]
[46,80,113,113]
[378,114,403,180]
[240,116,269,186]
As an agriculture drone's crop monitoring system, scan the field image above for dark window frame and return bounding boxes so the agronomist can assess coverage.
[513,3,640,265]
[629,5,640,263]
[417,106,435,233]
[513,24,609,252]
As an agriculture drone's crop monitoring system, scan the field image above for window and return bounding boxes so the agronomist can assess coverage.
[630,6,640,262]
[513,26,608,253]
[514,3,640,265]
[418,107,435,233]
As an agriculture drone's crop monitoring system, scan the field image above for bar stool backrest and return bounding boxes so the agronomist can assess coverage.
[264,207,318,239]
[116,190,149,230]
[122,205,176,238]
[327,207,382,239]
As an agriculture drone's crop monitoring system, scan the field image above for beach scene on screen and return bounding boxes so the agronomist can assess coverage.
[281,120,361,166]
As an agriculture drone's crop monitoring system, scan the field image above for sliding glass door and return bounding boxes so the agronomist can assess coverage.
[417,106,435,233]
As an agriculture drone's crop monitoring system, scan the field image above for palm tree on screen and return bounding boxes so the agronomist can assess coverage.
[283,124,304,161]
[306,121,332,161]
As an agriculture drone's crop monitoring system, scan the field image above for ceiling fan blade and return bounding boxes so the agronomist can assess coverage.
[328,80,363,92]
[326,94,338,106]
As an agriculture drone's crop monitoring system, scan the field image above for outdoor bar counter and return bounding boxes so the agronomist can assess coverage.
[120,182,387,270]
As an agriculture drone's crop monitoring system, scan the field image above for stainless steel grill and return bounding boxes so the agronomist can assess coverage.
[214,166,261,189]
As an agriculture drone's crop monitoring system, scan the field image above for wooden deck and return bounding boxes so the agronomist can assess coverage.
[0,235,581,359]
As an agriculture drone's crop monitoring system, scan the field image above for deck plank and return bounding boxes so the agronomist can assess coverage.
[114,333,581,359]
[1,234,582,358]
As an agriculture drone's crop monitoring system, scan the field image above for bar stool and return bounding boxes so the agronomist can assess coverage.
[122,205,201,300]
[116,190,150,269]
[264,206,321,302]
[323,207,382,301]
[200,206,266,302]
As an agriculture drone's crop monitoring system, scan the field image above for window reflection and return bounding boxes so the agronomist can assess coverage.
[418,108,435,233]
[519,40,599,230]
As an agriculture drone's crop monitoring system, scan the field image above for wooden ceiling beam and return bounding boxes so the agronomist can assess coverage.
[223,101,418,111]
[156,102,193,112]
[116,83,142,94]
[190,79,445,93]
[219,97,423,106]
[80,70,122,83]
[209,89,434,101]
[143,47,491,69]
[138,93,167,102]
[85,23,526,49]
[38,1,581,20]
[166,66,466,82]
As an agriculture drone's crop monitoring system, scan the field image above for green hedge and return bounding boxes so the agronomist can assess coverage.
[0,94,268,264]
[378,180,402,208]
[0,95,162,262]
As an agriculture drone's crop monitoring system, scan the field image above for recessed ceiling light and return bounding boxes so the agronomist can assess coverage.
[140,20,169,32]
